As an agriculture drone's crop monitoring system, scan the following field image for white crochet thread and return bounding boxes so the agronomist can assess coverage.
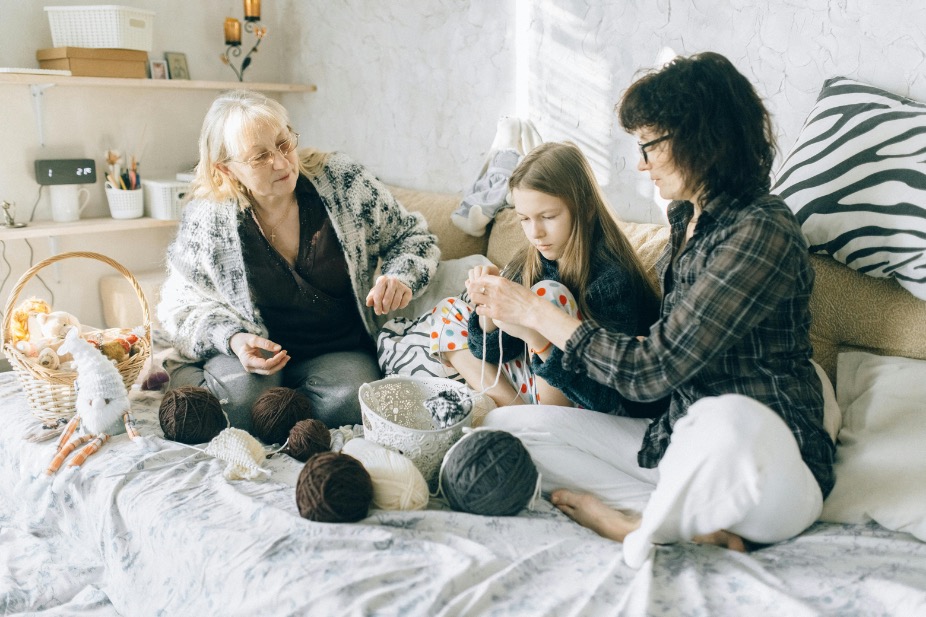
[204,427,270,481]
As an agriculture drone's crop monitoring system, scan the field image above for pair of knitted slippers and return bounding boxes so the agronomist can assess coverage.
[451,116,543,237]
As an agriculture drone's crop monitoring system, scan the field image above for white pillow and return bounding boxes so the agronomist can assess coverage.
[376,254,492,327]
[811,359,841,443]
[820,351,926,541]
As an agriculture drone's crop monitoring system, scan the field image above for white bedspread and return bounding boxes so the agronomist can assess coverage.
[1,372,925,616]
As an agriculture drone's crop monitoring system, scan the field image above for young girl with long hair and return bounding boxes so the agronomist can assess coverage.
[432,141,664,416]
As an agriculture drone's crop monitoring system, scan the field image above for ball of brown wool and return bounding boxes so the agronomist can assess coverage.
[284,418,331,462]
[159,386,225,445]
[251,387,314,446]
[295,451,373,523]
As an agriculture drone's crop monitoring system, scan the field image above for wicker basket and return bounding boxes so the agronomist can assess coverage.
[359,376,473,485]
[2,252,151,424]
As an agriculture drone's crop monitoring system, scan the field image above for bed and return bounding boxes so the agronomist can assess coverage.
[3,77,926,616]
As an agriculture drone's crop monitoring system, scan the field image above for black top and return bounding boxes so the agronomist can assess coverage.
[240,176,372,360]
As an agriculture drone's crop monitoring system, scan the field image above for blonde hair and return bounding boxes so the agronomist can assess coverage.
[189,90,328,209]
[506,141,658,321]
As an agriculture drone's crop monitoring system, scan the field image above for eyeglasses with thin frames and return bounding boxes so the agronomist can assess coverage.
[229,131,300,169]
[638,134,671,164]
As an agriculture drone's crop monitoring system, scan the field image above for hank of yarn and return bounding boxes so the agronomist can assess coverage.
[284,418,331,462]
[424,389,472,428]
[204,427,270,481]
[251,387,314,446]
[342,438,429,511]
[159,385,226,444]
[295,451,373,523]
[440,429,538,516]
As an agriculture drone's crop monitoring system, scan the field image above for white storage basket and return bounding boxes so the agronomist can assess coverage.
[141,179,189,220]
[104,183,143,219]
[45,5,155,52]
[359,376,473,484]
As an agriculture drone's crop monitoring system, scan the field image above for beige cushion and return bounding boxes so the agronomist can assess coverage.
[99,270,163,330]
[388,186,488,261]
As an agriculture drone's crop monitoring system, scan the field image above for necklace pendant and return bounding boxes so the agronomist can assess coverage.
[270,231,277,243]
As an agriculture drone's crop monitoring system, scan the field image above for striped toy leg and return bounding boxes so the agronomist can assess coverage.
[429,297,475,358]
[54,416,81,452]
[67,434,111,468]
[123,412,140,440]
[46,434,94,475]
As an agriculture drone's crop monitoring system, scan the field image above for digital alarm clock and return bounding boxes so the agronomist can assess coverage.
[34,159,97,186]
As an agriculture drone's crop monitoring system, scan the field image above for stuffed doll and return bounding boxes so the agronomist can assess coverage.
[9,298,51,343]
[44,328,143,475]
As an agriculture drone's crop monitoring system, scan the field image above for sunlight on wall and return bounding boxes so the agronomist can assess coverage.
[527,1,614,187]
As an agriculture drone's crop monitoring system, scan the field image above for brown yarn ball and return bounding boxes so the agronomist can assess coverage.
[284,419,331,462]
[295,452,373,523]
[251,387,314,446]
[159,386,226,444]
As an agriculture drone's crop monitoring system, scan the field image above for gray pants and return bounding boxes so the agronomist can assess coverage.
[165,350,381,431]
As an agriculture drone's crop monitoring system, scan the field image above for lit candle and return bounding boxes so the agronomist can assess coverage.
[244,0,261,21]
[224,17,241,45]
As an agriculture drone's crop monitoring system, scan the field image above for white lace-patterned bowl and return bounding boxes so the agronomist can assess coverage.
[359,376,473,485]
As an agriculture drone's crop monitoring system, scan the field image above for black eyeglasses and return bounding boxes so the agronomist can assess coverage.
[638,134,671,164]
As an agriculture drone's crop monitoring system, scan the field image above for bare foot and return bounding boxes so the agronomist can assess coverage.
[551,489,641,542]
[691,530,748,552]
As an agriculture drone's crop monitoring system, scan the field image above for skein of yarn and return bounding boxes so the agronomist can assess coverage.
[439,429,538,516]
[159,386,226,444]
[251,387,314,445]
[295,451,373,523]
[284,418,331,462]
[342,438,429,511]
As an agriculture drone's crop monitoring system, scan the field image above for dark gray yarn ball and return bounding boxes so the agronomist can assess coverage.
[440,430,538,517]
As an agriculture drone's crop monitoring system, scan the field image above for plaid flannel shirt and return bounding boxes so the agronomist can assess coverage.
[562,192,836,497]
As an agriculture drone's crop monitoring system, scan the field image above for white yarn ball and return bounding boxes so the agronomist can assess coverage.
[342,438,429,511]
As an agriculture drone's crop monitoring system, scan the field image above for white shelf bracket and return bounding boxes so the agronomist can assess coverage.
[30,83,55,147]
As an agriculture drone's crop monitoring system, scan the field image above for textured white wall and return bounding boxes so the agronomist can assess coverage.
[285,0,926,223]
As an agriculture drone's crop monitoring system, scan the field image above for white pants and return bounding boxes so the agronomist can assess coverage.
[482,394,823,568]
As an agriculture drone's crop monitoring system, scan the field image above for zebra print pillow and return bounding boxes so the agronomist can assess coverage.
[772,76,926,300]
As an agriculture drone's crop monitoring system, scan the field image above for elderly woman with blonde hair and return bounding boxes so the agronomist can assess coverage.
[158,90,439,432]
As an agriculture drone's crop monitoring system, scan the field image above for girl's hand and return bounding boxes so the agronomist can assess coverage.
[229,333,291,375]
[467,263,500,284]
[366,275,413,315]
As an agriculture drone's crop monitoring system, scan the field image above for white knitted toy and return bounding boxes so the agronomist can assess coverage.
[44,328,143,475]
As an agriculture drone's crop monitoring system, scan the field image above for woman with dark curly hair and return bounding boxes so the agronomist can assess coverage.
[472,52,834,567]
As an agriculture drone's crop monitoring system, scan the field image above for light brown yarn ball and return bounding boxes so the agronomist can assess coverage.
[159,386,225,445]
[251,387,313,446]
[295,452,373,523]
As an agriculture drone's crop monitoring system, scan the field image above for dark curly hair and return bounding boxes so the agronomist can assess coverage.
[618,52,777,207]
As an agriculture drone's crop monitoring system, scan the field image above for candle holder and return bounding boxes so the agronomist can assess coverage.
[220,1,267,82]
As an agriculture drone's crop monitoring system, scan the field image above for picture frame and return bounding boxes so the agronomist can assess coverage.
[164,52,190,80]
[149,60,168,80]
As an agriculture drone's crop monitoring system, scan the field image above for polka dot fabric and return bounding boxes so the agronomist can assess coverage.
[429,280,580,404]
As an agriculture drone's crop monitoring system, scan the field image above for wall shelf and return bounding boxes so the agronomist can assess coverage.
[0,217,178,241]
[0,73,316,92]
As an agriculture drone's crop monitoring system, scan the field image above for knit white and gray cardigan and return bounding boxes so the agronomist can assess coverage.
[157,152,440,361]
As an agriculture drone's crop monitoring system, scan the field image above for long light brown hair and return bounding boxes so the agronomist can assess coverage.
[506,141,659,321]
[189,89,328,210]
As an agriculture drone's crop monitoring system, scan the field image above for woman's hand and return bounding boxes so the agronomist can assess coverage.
[494,318,548,352]
[229,332,291,375]
[467,274,582,351]
[366,275,413,315]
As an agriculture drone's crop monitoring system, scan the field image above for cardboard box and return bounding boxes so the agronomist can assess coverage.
[36,47,148,78]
